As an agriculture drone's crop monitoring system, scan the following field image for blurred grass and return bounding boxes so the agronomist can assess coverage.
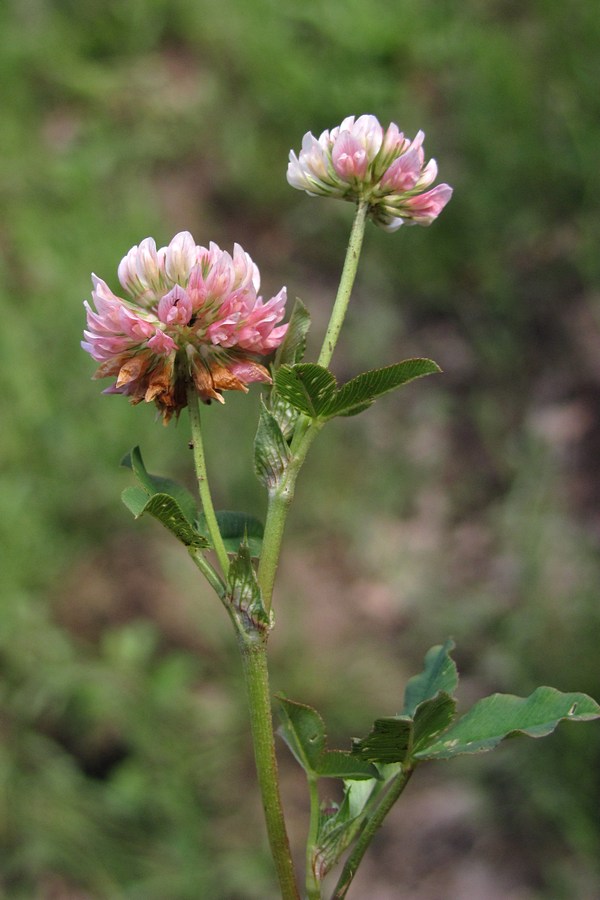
[1,0,600,897]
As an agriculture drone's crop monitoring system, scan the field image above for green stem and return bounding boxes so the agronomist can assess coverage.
[258,201,368,610]
[239,637,300,900]
[330,765,415,900]
[187,547,226,598]
[305,775,323,900]
[186,383,230,577]
[317,200,369,369]
[257,420,322,611]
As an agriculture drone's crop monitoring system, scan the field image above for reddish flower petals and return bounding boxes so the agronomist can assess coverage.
[157,285,193,326]
[288,115,452,230]
[332,132,369,180]
[83,232,288,422]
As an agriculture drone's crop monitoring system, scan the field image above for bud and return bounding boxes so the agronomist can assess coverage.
[287,115,452,231]
[82,233,288,422]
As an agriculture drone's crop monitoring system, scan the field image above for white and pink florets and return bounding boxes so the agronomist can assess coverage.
[82,232,288,422]
[287,114,452,231]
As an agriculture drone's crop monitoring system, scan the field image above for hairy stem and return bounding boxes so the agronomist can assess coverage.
[239,637,300,900]
[317,200,369,369]
[330,765,415,900]
[186,383,230,577]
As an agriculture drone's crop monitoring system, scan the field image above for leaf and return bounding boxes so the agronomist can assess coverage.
[415,687,600,760]
[317,751,380,781]
[352,716,413,764]
[412,693,457,753]
[227,542,270,631]
[275,364,337,418]
[277,697,378,779]
[254,401,291,489]
[274,297,311,368]
[324,359,441,418]
[274,360,441,422]
[403,639,458,716]
[121,446,197,524]
[121,487,208,548]
[197,510,264,557]
[352,641,460,764]
[277,697,325,773]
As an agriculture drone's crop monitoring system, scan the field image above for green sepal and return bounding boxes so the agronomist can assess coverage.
[415,686,600,760]
[253,401,291,489]
[121,486,209,548]
[274,297,311,368]
[227,541,270,634]
[197,510,264,557]
[274,358,441,421]
[121,446,198,524]
[277,697,378,780]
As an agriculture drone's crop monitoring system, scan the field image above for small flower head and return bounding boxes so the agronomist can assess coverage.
[82,233,288,422]
[287,114,452,231]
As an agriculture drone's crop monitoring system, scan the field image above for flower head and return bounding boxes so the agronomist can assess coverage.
[287,115,452,231]
[82,232,288,422]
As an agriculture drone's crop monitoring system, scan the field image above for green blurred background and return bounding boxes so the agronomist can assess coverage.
[1,0,600,897]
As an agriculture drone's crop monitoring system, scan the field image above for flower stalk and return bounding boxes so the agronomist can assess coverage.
[317,200,368,369]
[186,382,230,577]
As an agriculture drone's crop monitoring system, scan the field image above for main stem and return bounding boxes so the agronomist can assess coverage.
[330,765,415,900]
[186,383,230,577]
[240,637,300,900]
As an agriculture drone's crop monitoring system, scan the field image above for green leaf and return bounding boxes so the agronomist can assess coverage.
[277,697,325,774]
[121,446,198,525]
[275,364,337,418]
[415,687,600,760]
[121,488,209,548]
[352,716,413,764]
[277,697,378,779]
[227,541,270,632]
[352,642,460,764]
[412,693,457,753]
[403,639,458,716]
[317,751,380,781]
[274,297,311,368]
[324,359,441,418]
[274,359,441,422]
[254,401,291,489]
[197,510,264,557]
